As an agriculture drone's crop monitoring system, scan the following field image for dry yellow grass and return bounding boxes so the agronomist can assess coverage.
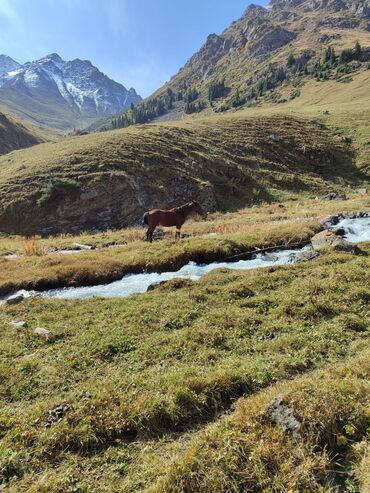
[21,236,43,256]
[0,194,368,296]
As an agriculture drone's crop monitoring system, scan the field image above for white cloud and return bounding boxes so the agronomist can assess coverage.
[0,0,19,21]
[103,0,129,38]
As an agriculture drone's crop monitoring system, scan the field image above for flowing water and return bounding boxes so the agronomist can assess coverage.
[334,217,370,243]
[5,216,369,302]
[42,247,306,300]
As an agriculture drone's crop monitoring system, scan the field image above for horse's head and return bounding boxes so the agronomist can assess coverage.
[190,201,204,216]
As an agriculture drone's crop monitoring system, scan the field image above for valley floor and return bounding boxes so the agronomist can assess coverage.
[0,196,369,492]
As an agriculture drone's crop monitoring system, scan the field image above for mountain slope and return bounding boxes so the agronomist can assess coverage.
[101,0,370,130]
[0,111,366,235]
[0,111,45,156]
[0,53,142,131]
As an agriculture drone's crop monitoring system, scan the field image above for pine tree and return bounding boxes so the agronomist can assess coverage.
[324,46,331,63]
[287,53,295,67]
[354,41,362,57]
[330,47,336,66]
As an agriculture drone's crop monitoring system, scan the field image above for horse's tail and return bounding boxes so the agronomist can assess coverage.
[143,212,149,226]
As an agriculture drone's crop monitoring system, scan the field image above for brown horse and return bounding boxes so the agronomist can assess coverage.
[143,201,204,242]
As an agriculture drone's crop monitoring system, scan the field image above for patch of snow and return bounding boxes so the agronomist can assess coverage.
[24,69,40,87]
[7,69,22,77]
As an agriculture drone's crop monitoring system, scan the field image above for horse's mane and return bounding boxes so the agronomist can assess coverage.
[174,202,193,212]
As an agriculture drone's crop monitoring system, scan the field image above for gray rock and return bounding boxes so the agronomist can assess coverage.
[311,230,360,253]
[45,403,71,428]
[9,320,27,329]
[321,214,344,229]
[4,253,18,260]
[262,252,279,262]
[267,396,301,437]
[321,192,347,201]
[72,242,93,251]
[80,190,98,200]
[34,328,53,340]
[270,134,283,142]
[5,293,25,305]
[294,245,318,262]
[357,188,368,196]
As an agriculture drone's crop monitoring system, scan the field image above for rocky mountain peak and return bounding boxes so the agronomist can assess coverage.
[242,4,267,18]
[0,55,21,77]
[44,53,64,63]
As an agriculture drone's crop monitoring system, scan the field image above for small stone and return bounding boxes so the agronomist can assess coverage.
[34,328,53,340]
[80,190,98,200]
[72,243,93,251]
[294,245,318,262]
[357,188,368,196]
[262,252,279,262]
[5,293,25,305]
[267,396,301,437]
[334,227,346,237]
[9,320,27,329]
[321,192,347,201]
[321,214,343,229]
[147,281,169,292]
[44,403,71,428]
[269,134,282,142]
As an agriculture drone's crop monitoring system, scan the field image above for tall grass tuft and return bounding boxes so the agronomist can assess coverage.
[22,236,43,256]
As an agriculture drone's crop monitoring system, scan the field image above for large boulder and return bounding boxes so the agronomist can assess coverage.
[311,230,361,253]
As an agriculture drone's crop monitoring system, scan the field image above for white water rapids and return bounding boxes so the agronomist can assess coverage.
[37,216,369,300]
[1,216,368,303]
[43,248,304,300]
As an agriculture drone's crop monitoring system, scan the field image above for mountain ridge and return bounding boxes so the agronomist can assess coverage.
[0,53,142,131]
[99,0,369,131]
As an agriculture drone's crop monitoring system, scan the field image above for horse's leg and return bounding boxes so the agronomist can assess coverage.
[146,228,151,242]
[149,226,156,243]
[175,227,181,241]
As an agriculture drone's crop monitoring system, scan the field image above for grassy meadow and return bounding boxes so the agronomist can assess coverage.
[0,240,369,491]
[0,193,369,492]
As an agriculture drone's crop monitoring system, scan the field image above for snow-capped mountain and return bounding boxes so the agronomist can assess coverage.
[0,55,21,77]
[0,53,142,130]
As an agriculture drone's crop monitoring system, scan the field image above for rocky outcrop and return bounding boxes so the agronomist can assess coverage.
[0,170,217,235]
[181,34,227,81]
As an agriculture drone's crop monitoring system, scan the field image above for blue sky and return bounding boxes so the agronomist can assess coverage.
[0,0,267,97]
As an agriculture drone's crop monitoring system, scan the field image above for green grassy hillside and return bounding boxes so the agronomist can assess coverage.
[0,111,367,235]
